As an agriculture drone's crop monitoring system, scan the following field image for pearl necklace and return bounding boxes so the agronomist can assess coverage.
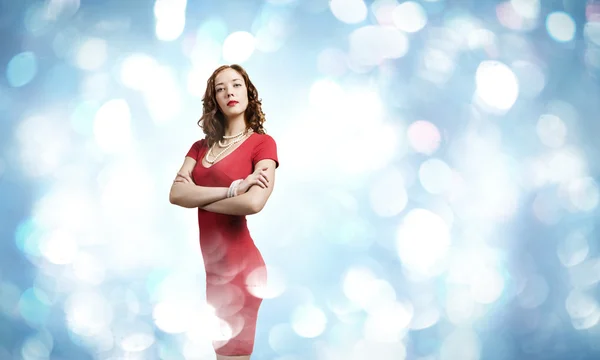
[218,129,248,148]
[205,130,252,165]
[222,130,245,140]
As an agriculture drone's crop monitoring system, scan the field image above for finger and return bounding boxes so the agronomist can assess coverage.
[261,173,269,183]
[260,175,269,187]
[253,179,266,188]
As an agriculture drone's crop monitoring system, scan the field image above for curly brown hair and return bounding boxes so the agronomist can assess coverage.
[197,64,266,148]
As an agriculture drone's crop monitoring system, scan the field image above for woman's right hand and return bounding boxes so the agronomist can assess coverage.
[237,167,269,194]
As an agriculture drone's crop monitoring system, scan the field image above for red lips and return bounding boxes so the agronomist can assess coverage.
[227,101,238,107]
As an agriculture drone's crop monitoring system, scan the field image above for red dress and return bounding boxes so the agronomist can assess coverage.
[185,133,279,356]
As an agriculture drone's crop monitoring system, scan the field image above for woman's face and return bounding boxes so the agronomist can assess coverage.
[214,68,248,120]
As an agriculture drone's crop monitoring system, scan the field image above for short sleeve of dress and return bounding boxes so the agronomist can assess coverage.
[252,135,279,169]
[185,139,205,160]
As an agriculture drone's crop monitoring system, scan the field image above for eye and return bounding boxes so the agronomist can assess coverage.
[234,83,242,87]
[216,88,223,92]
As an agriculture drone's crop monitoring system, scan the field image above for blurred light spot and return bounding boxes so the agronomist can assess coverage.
[93,99,132,154]
[472,153,520,220]
[223,31,256,63]
[420,47,456,85]
[185,304,225,344]
[470,267,504,304]
[72,252,106,285]
[546,12,576,42]
[584,21,600,47]
[510,0,540,19]
[120,332,155,352]
[253,7,291,53]
[246,265,286,299]
[31,188,96,234]
[536,114,567,148]
[266,0,297,4]
[6,52,37,87]
[189,23,224,66]
[351,340,407,359]
[560,177,599,212]
[19,288,51,328]
[153,300,198,334]
[99,160,155,224]
[291,304,327,338]
[446,289,474,325]
[440,329,481,360]
[410,306,440,330]
[372,0,399,26]
[40,229,78,265]
[542,147,587,185]
[16,115,70,178]
[568,257,600,289]
[330,0,367,24]
[349,25,409,67]
[154,0,187,41]
[46,0,80,20]
[419,158,452,194]
[467,29,496,50]
[517,274,549,309]
[334,93,397,175]
[309,79,344,110]
[475,60,519,113]
[407,120,441,155]
[317,48,348,77]
[531,191,561,225]
[76,38,107,71]
[70,100,99,136]
[142,65,183,124]
[120,54,159,90]
[21,332,53,360]
[268,323,297,354]
[392,1,428,33]
[557,230,589,268]
[80,72,111,101]
[24,3,53,36]
[187,63,218,98]
[363,301,413,342]
[566,290,598,321]
[511,60,546,98]
[585,47,600,71]
[496,1,534,31]
[397,209,451,277]
[65,291,113,337]
[342,267,396,311]
[14,219,42,257]
[369,167,408,217]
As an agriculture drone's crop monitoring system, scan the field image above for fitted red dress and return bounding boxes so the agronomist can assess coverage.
[185,133,278,356]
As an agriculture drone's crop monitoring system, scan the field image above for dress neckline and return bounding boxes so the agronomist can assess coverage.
[200,133,256,169]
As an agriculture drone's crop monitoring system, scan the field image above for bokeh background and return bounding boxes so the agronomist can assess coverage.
[2,0,600,359]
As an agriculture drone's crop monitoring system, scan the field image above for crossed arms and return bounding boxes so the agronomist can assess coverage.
[168,157,277,216]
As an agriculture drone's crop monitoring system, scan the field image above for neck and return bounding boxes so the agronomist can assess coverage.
[224,115,247,137]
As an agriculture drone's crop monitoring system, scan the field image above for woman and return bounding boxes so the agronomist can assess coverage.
[169,64,279,360]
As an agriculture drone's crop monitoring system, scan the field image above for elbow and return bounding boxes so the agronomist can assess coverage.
[169,188,182,206]
[248,199,265,215]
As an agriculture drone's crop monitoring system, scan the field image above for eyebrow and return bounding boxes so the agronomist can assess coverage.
[215,78,242,86]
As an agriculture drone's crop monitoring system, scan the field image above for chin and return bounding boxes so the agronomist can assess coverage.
[225,109,246,118]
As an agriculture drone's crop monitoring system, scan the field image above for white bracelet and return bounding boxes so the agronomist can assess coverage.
[227,179,242,198]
